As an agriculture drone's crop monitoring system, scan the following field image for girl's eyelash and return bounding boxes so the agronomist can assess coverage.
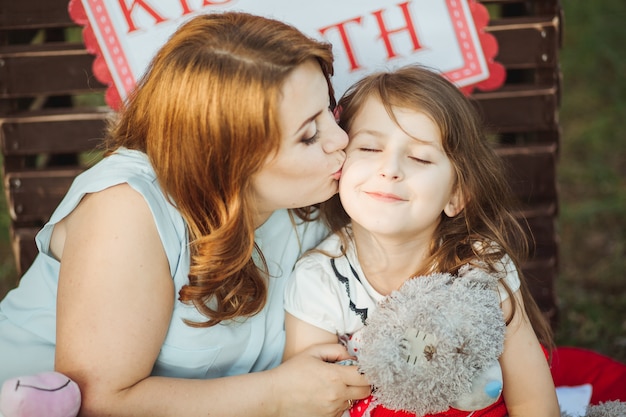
[357,147,431,163]
[411,157,431,164]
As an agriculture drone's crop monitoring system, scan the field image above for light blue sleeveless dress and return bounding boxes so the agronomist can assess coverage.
[0,148,328,383]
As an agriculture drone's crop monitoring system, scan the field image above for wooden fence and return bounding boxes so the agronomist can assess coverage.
[0,0,562,323]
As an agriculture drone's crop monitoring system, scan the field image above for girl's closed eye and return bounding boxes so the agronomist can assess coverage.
[410,155,432,164]
[359,147,381,152]
[349,138,382,153]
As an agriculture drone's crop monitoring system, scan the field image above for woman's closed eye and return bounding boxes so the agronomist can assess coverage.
[301,106,334,146]
[301,129,319,145]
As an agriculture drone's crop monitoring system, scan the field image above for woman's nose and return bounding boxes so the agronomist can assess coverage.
[322,117,349,153]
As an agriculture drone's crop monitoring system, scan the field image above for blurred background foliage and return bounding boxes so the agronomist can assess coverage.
[0,0,624,363]
[552,0,626,363]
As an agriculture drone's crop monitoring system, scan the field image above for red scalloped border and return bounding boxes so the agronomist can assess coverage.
[68,0,122,109]
[462,0,506,95]
[69,0,505,109]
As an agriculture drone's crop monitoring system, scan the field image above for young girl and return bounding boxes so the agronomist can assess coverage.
[284,65,560,416]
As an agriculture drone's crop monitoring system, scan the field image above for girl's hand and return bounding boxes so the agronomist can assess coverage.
[271,343,370,417]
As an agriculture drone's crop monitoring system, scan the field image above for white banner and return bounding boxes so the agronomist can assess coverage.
[71,0,502,107]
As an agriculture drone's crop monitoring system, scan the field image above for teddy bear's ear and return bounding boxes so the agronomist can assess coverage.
[457,264,497,289]
[580,400,626,417]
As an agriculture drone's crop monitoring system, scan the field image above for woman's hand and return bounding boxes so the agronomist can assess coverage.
[271,343,371,417]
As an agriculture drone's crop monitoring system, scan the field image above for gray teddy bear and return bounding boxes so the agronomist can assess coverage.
[356,264,506,415]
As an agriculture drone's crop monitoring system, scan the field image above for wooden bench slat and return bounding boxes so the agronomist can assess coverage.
[8,226,40,276]
[0,43,105,98]
[520,257,558,323]
[522,213,557,260]
[0,144,557,209]
[487,16,560,69]
[0,138,558,210]
[0,108,108,157]
[0,0,75,30]
[0,78,559,135]
[497,144,558,205]
[0,42,86,55]
[4,169,83,224]
[0,46,558,99]
[481,0,561,16]
[515,202,557,221]
[474,86,559,132]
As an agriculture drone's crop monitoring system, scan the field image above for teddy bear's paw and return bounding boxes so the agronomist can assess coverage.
[400,327,437,365]
[0,371,81,417]
[451,360,503,411]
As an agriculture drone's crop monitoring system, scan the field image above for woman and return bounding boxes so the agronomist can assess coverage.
[0,12,369,416]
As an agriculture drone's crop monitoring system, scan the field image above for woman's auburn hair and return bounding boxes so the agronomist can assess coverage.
[323,65,554,349]
[106,12,335,327]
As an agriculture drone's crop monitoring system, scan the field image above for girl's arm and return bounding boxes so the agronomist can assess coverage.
[54,184,369,417]
[283,313,340,360]
[499,290,560,416]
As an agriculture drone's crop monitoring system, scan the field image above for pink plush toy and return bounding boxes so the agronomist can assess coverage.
[0,372,81,417]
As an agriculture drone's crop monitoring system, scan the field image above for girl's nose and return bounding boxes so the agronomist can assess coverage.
[379,154,402,180]
[380,171,400,180]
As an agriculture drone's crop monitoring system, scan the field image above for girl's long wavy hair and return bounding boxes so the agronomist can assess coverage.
[323,65,553,349]
[105,12,335,327]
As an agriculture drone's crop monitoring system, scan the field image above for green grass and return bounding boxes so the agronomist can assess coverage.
[0,1,625,364]
[553,0,626,363]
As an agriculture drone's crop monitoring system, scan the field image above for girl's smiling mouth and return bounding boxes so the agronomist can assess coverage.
[365,191,405,202]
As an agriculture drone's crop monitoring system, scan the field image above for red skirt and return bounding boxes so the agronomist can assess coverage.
[349,395,506,417]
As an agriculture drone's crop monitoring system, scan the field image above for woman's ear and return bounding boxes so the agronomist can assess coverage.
[444,188,466,217]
